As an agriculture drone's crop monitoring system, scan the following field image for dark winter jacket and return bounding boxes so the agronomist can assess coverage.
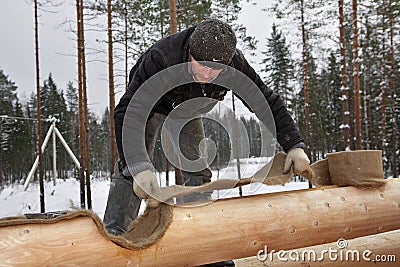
[114,26,305,176]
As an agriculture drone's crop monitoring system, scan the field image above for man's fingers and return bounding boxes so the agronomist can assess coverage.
[292,157,311,174]
[283,158,293,174]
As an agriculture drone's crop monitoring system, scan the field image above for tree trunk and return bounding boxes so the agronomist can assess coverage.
[301,0,311,159]
[33,0,45,213]
[169,0,177,34]
[76,0,86,209]
[124,1,128,90]
[365,24,374,151]
[352,0,362,149]
[338,0,350,150]
[169,0,178,187]
[80,0,91,210]
[108,0,117,177]
[232,94,242,196]
[380,17,387,160]
[389,0,398,177]
[300,0,312,189]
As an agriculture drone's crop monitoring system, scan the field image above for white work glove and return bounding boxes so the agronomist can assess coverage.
[133,170,161,207]
[283,148,310,174]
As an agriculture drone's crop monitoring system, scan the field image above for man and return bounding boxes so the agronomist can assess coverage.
[103,19,309,266]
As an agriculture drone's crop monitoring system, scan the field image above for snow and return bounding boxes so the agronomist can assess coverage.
[0,157,310,219]
[0,178,110,218]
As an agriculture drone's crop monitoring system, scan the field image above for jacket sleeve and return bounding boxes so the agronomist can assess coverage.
[231,50,304,153]
[114,48,167,176]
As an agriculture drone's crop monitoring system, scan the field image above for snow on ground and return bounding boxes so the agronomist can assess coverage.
[0,157,310,219]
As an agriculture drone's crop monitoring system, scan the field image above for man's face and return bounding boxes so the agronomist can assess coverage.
[190,55,224,84]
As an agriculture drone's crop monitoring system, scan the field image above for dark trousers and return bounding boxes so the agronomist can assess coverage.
[103,113,212,235]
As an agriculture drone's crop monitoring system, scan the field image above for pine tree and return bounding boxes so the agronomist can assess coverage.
[0,69,18,115]
[212,0,257,56]
[261,23,294,112]
[359,3,385,151]
[29,74,72,179]
[176,0,212,30]
[88,110,109,177]
[202,112,231,169]
[40,74,69,134]
[99,108,111,174]
[240,116,261,157]
[338,0,350,150]
[303,52,318,158]
[10,99,34,181]
[351,0,362,150]
[0,69,18,185]
[65,81,79,154]
[388,0,400,177]
[317,50,342,153]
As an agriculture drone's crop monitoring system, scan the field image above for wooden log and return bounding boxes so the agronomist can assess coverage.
[0,179,399,266]
[234,229,400,266]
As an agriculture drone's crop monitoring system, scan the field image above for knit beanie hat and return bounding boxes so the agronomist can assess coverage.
[189,19,237,66]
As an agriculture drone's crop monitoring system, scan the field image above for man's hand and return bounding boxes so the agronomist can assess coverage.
[133,170,160,200]
[283,148,310,174]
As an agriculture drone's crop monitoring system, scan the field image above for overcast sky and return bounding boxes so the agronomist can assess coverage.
[1,0,273,117]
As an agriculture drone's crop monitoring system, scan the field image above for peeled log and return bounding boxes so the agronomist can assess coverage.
[0,179,399,266]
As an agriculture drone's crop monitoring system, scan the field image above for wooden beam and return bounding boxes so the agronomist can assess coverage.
[0,179,399,266]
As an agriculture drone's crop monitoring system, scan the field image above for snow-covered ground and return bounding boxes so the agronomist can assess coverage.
[0,157,310,219]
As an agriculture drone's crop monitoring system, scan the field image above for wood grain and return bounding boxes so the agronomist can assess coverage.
[0,179,399,266]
